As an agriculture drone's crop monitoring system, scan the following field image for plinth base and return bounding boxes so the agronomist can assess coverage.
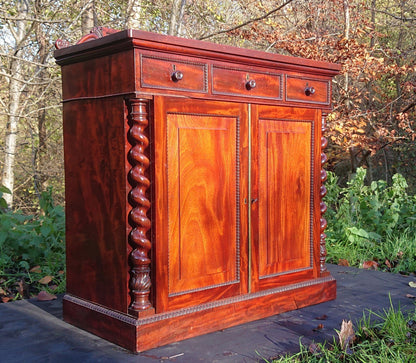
[63,275,336,353]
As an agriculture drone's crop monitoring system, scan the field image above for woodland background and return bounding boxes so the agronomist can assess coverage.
[0,0,415,211]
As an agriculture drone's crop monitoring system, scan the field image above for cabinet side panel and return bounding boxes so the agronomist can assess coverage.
[63,97,128,312]
[61,50,135,100]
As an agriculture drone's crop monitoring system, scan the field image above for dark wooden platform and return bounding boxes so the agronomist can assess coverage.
[0,264,415,362]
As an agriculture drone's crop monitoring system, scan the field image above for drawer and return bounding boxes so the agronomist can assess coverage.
[212,65,282,100]
[286,76,330,105]
[140,55,208,93]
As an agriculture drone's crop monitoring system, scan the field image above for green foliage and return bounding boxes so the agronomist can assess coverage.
[272,303,416,362]
[0,188,65,300]
[324,168,416,273]
[0,185,11,212]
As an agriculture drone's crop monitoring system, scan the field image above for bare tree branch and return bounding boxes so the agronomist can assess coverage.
[199,0,296,40]
[374,9,416,22]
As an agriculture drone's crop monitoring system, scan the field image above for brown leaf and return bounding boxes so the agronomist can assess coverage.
[1,297,12,303]
[38,276,53,285]
[385,259,391,268]
[338,259,349,266]
[309,343,321,355]
[30,265,41,273]
[337,320,355,350]
[406,294,416,299]
[313,323,324,331]
[16,279,29,298]
[362,260,378,270]
[316,314,328,320]
[0,287,6,295]
[36,291,57,301]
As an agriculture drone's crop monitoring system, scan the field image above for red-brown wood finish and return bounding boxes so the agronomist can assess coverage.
[55,28,340,352]
[153,97,248,312]
[63,97,128,312]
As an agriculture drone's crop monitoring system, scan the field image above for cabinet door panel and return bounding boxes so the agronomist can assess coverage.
[168,114,237,293]
[154,98,248,312]
[259,119,311,275]
[251,105,319,291]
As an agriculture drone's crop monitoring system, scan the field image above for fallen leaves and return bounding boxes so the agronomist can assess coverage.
[338,259,350,266]
[409,281,416,288]
[1,271,59,303]
[313,323,324,332]
[362,260,379,270]
[36,290,57,301]
[337,320,355,352]
[38,275,54,285]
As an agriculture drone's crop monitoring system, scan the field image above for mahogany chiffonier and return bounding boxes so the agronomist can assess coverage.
[54,27,340,352]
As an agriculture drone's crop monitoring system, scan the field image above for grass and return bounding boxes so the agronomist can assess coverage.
[270,300,416,362]
[267,168,416,362]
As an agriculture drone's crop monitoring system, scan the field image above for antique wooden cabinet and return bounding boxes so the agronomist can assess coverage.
[54,27,340,352]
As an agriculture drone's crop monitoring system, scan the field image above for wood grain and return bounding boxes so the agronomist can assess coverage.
[63,276,336,352]
[251,106,320,292]
[56,29,339,352]
[63,97,128,312]
[154,97,246,312]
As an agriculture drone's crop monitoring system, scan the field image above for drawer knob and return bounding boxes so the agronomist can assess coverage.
[305,86,315,96]
[171,70,184,82]
[246,79,256,90]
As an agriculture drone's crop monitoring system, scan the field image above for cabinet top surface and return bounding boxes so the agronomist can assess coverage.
[54,28,340,76]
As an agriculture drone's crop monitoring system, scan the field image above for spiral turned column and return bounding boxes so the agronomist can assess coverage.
[127,98,154,317]
[319,115,329,275]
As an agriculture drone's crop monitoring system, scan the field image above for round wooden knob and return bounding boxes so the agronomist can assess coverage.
[305,86,315,96]
[171,70,183,82]
[246,79,256,90]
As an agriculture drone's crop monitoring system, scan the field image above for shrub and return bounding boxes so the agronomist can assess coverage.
[0,187,65,300]
[324,168,416,273]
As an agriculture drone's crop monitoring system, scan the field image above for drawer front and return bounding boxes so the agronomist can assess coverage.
[286,75,330,105]
[140,55,208,93]
[212,65,282,100]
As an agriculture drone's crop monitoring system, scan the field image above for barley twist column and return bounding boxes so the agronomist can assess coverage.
[320,114,329,275]
[127,98,154,317]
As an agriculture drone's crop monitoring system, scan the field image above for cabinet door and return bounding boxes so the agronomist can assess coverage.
[154,97,248,312]
[251,105,321,291]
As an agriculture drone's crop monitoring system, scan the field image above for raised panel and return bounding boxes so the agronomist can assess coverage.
[154,98,248,312]
[258,119,313,278]
[249,105,319,292]
[167,113,238,295]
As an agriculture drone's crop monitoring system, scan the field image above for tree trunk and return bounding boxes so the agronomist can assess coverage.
[168,0,186,36]
[34,0,49,197]
[81,0,95,35]
[2,0,28,208]
[126,0,143,29]
[370,0,376,48]
[343,0,350,108]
